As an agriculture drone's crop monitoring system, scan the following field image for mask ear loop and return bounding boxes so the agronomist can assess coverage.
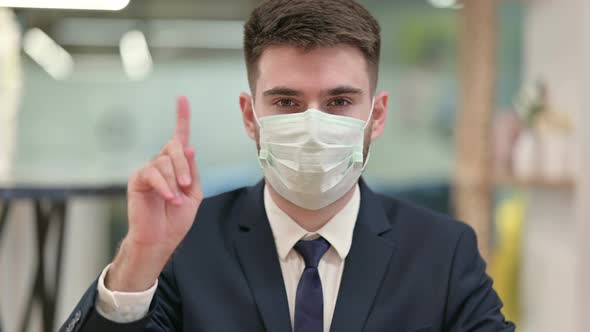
[363,97,376,130]
[251,98,263,128]
[251,97,271,168]
[360,97,376,168]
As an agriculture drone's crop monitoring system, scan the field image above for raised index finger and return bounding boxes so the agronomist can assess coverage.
[174,96,191,146]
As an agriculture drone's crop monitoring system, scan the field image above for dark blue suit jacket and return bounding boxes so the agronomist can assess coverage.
[59,180,515,332]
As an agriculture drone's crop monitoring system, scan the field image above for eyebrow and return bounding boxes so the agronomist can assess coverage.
[262,87,303,97]
[325,86,363,96]
[262,85,363,97]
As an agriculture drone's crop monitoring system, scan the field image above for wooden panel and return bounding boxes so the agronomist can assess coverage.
[454,0,497,260]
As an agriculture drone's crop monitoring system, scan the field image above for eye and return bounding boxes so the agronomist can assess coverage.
[327,98,352,107]
[275,99,297,108]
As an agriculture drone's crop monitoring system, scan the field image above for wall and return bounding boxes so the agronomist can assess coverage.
[14,52,455,189]
[522,0,589,331]
[577,0,590,327]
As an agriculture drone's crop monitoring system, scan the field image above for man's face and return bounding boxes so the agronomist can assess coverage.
[240,44,388,154]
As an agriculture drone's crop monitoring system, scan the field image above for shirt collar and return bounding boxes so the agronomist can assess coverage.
[264,184,360,261]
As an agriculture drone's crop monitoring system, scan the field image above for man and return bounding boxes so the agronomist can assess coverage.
[60,0,515,331]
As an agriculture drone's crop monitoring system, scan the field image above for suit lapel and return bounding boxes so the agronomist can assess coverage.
[330,179,397,332]
[233,181,292,332]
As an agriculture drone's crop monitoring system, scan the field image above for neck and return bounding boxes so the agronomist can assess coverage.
[267,183,357,232]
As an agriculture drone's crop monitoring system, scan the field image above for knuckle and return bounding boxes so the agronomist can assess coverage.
[170,147,184,159]
[142,166,158,181]
[156,139,170,154]
[147,165,160,175]
[167,139,181,151]
[130,168,141,181]
[137,165,152,181]
[168,151,188,170]
[173,156,189,171]
[154,155,172,169]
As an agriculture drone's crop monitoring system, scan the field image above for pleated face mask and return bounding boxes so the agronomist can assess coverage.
[253,99,373,210]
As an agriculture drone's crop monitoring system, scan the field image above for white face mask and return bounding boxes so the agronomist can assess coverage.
[253,99,374,210]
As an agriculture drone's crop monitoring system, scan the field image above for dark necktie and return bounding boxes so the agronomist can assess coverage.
[293,237,330,332]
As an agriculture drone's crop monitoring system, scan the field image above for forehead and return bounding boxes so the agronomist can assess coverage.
[255,45,371,95]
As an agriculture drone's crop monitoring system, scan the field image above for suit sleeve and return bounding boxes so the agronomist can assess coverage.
[58,255,182,332]
[444,225,516,332]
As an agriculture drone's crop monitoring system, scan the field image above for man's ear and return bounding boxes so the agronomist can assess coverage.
[239,92,257,141]
[370,91,389,141]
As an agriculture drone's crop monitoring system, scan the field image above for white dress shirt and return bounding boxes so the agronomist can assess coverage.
[96,184,360,332]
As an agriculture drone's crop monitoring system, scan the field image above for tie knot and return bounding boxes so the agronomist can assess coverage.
[294,237,330,268]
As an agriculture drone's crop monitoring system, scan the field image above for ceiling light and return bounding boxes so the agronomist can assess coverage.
[23,28,73,80]
[119,30,152,80]
[0,0,129,11]
[428,0,458,8]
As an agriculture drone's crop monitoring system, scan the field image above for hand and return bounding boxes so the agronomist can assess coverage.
[106,96,202,291]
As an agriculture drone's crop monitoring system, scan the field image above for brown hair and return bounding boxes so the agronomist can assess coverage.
[243,0,381,92]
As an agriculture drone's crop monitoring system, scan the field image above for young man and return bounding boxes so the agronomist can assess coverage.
[60,0,515,331]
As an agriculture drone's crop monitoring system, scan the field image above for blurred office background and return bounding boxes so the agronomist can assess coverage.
[0,0,588,331]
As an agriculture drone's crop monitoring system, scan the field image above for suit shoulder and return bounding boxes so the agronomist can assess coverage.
[201,186,250,209]
[376,193,472,241]
[174,185,253,256]
[191,185,252,228]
